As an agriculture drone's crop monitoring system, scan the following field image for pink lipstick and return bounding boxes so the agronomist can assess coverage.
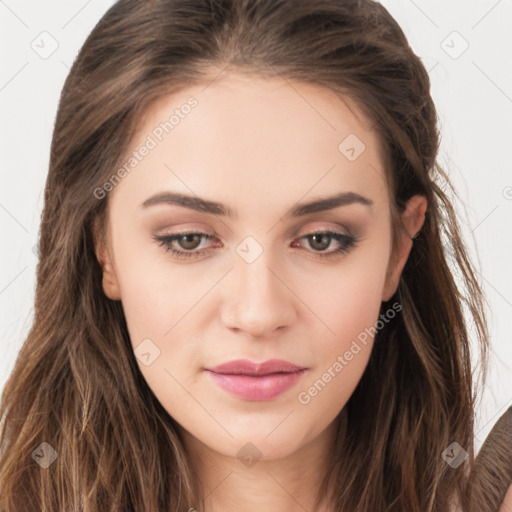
[204,358,307,401]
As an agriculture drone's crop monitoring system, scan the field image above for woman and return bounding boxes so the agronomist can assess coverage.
[0,0,508,510]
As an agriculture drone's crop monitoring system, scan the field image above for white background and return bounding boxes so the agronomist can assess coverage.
[0,0,511,453]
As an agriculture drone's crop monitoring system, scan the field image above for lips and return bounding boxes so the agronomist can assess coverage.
[205,358,306,376]
[204,358,307,401]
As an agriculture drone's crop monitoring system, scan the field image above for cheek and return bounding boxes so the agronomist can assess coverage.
[111,226,204,341]
[306,253,390,351]
[111,242,212,407]
[300,240,391,394]
[296,276,386,413]
[325,277,386,350]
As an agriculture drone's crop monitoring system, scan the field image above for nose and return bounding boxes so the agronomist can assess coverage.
[220,250,297,340]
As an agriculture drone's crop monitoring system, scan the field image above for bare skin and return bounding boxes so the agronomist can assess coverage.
[94,70,427,512]
[499,485,512,512]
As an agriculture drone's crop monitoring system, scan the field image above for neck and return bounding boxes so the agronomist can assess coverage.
[181,415,344,512]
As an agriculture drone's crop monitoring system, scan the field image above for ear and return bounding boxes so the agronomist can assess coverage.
[92,216,121,301]
[381,195,427,302]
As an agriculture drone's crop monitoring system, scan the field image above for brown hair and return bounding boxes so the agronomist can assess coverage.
[0,0,490,510]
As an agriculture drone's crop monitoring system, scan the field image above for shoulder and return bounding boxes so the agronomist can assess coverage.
[498,483,512,512]
[474,405,512,511]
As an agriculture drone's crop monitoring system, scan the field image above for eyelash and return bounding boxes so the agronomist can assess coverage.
[152,229,359,260]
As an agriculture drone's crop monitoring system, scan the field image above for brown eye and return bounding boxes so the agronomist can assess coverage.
[177,234,203,250]
[293,230,360,259]
[307,233,332,251]
[152,232,216,260]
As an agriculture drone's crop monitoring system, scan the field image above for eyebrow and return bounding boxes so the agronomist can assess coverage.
[140,190,373,218]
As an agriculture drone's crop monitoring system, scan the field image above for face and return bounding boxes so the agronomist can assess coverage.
[95,71,425,463]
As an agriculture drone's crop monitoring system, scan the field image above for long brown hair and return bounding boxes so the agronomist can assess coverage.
[0,0,490,510]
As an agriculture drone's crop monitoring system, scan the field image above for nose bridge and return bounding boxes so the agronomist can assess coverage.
[220,243,296,337]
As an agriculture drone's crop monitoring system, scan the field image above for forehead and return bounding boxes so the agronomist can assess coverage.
[110,71,390,216]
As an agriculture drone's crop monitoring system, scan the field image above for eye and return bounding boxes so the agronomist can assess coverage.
[152,231,216,260]
[153,229,360,260]
[292,229,359,259]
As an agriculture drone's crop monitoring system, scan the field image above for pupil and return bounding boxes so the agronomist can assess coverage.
[181,234,200,250]
[311,234,329,250]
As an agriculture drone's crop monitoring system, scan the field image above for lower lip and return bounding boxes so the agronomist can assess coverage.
[206,369,306,401]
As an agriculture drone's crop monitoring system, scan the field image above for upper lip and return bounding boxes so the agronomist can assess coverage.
[205,358,306,376]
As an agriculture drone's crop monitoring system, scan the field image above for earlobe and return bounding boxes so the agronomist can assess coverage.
[381,195,428,302]
[92,216,121,301]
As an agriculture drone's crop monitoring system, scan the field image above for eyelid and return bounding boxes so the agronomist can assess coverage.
[153,224,351,245]
[153,225,360,261]
[296,225,350,237]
